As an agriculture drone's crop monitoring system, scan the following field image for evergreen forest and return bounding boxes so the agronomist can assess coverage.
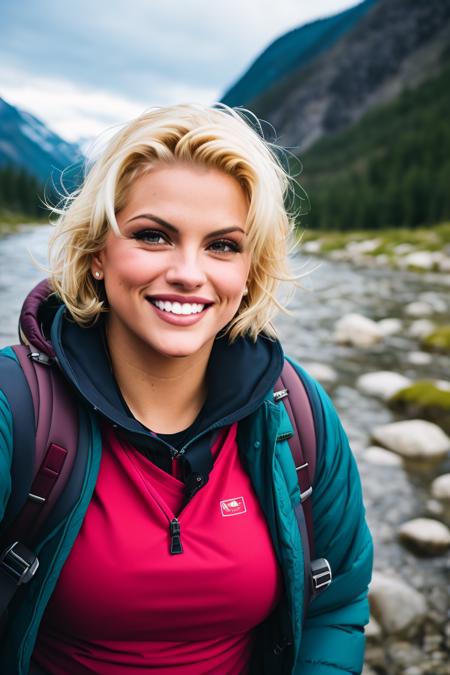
[0,165,45,219]
[296,59,450,231]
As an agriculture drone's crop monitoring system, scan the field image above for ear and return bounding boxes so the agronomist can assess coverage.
[91,251,104,275]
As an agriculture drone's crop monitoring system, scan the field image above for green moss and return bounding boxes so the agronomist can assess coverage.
[422,326,450,353]
[389,380,450,434]
[391,381,450,409]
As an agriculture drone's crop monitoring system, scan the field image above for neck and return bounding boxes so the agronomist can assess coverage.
[105,322,212,434]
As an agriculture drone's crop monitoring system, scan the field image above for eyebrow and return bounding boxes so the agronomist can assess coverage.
[127,213,246,237]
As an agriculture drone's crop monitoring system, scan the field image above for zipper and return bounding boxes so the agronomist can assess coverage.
[169,518,183,554]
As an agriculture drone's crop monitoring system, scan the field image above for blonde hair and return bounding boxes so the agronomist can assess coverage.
[48,103,302,341]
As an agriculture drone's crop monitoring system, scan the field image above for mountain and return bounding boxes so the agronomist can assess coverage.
[0,97,83,187]
[221,0,450,153]
[222,0,377,109]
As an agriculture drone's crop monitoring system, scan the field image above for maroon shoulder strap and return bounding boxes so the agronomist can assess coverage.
[10,345,79,546]
[274,359,316,558]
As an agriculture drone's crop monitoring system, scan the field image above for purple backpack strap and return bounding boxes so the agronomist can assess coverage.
[9,345,78,544]
[274,359,332,607]
[274,359,316,557]
[0,344,79,616]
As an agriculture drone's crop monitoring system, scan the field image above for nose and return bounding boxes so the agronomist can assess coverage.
[165,248,207,289]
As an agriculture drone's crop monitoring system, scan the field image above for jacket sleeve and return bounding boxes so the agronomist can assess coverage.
[295,367,373,675]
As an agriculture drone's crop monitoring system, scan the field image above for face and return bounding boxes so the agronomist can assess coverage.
[93,162,251,363]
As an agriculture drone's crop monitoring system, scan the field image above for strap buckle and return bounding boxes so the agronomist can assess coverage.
[273,388,288,402]
[28,351,52,366]
[0,542,39,585]
[311,557,332,592]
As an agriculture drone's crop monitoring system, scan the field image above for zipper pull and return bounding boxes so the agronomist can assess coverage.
[170,518,183,555]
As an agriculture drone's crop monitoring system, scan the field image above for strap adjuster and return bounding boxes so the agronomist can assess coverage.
[0,542,39,585]
[28,351,52,366]
[311,557,332,592]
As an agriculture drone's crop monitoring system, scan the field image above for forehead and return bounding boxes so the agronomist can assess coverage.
[118,163,250,230]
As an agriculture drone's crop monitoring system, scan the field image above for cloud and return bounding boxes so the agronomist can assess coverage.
[0,0,360,140]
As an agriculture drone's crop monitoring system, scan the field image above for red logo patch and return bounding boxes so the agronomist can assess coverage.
[220,496,247,517]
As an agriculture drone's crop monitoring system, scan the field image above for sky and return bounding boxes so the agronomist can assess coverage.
[0,0,361,144]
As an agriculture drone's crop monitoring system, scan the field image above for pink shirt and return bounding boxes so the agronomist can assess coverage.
[33,423,283,674]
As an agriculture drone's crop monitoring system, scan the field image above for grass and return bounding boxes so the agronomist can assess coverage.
[0,210,49,235]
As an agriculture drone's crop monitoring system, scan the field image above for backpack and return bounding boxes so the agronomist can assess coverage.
[0,344,332,619]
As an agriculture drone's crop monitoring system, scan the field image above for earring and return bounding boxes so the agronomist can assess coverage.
[94,271,102,279]
[243,286,248,296]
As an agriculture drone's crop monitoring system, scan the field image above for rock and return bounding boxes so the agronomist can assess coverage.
[345,238,381,254]
[302,240,321,253]
[422,325,450,353]
[388,641,424,667]
[401,251,438,270]
[393,243,415,255]
[361,666,378,675]
[426,499,444,517]
[365,614,382,640]
[371,419,450,460]
[334,313,384,347]
[418,292,447,313]
[407,351,433,365]
[375,254,389,266]
[388,381,450,434]
[405,301,434,318]
[408,319,435,339]
[377,317,403,336]
[431,474,450,501]
[303,362,337,386]
[364,445,403,466]
[369,571,427,635]
[357,371,412,400]
[438,256,450,273]
[398,517,450,556]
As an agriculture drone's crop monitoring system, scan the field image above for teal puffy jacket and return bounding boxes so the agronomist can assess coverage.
[0,346,373,674]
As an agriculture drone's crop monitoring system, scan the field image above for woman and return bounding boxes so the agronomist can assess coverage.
[0,103,373,674]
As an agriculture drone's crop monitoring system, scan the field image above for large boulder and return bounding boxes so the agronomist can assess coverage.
[371,419,450,461]
[398,517,450,556]
[388,380,450,434]
[357,371,412,400]
[369,572,427,636]
[334,313,384,348]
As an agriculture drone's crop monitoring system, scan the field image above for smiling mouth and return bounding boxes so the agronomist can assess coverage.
[147,299,210,316]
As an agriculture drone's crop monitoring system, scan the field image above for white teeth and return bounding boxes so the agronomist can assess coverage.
[152,300,205,315]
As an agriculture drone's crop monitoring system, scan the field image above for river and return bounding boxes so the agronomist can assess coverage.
[1,224,449,673]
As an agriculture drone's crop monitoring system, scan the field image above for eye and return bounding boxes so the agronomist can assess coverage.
[208,239,241,254]
[132,229,169,245]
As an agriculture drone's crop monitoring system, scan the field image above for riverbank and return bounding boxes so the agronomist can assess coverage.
[0,211,48,235]
[299,222,450,274]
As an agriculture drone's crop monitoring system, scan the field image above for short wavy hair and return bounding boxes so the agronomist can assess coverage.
[48,103,301,341]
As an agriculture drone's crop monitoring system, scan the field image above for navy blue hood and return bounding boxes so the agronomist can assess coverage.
[21,281,284,468]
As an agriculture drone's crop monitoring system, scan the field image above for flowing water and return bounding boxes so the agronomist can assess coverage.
[1,225,449,672]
